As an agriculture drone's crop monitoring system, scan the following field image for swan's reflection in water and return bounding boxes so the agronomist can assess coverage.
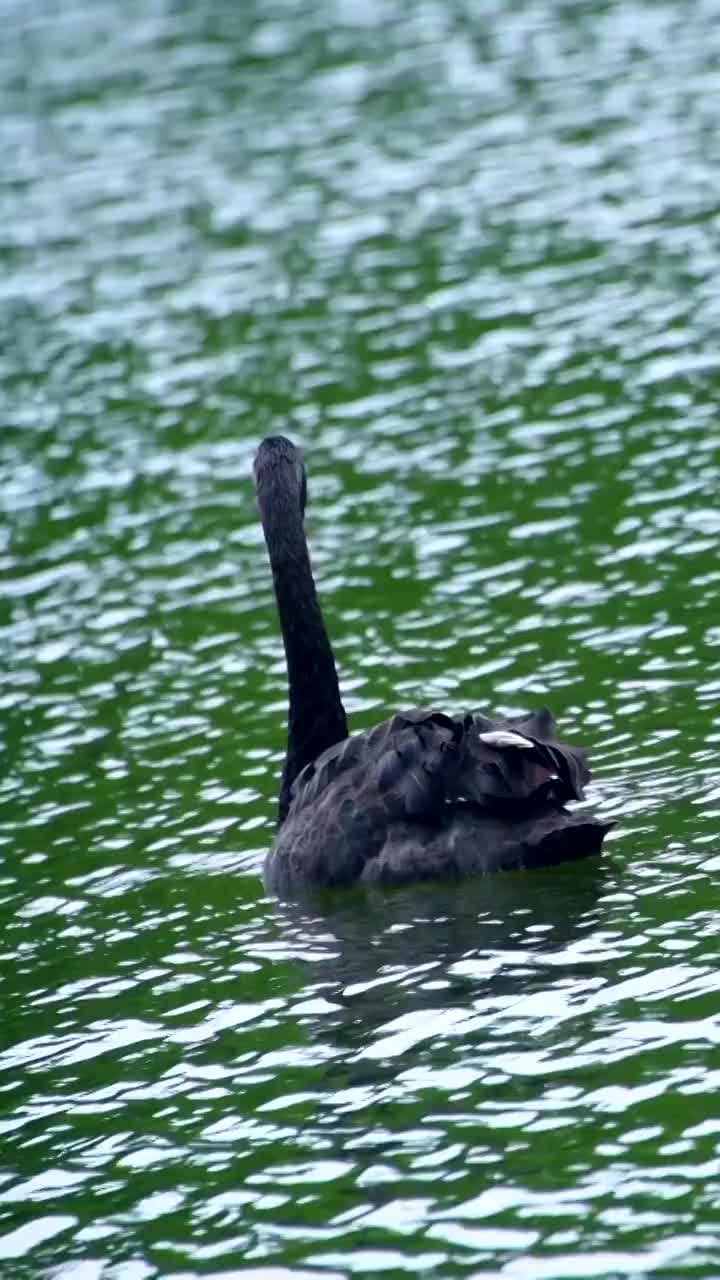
[268,860,612,1065]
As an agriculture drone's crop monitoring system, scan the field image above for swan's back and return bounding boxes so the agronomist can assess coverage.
[264,707,610,893]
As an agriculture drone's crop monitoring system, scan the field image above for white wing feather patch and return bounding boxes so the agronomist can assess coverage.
[478,730,535,751]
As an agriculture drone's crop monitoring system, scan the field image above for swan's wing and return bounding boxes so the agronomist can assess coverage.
[455,707,590,808]
[288,708,459,821]
[288,704,589,828]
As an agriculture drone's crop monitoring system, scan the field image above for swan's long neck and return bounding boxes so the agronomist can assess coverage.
[261,498,348,824]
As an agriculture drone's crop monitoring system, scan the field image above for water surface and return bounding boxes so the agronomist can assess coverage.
[3,0,720,1276]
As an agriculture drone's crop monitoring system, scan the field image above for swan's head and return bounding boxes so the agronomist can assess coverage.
[254,435,307,519]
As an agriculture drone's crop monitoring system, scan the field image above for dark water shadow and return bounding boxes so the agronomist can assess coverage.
[267,857,614,1057]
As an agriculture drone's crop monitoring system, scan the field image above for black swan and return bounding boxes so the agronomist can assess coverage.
[255,436,612,893]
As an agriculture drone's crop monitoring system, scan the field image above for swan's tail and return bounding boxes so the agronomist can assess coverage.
[513,808,613,871]
[361,805,614,885]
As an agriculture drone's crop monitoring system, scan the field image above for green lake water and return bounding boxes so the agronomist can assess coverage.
[3,0,720,1275]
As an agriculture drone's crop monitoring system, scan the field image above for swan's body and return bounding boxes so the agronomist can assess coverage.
[255,437,611,893]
